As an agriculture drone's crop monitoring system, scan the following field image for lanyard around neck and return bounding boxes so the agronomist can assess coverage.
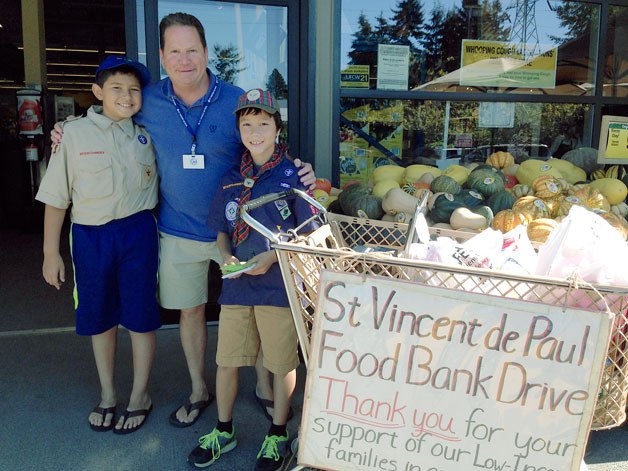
[171,78,219,154]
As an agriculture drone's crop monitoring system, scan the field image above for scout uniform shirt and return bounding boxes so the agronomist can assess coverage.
[36,106,158,225]
[207,158,319,307]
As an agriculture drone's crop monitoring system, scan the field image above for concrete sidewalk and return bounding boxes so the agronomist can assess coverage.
[0,326,626,471]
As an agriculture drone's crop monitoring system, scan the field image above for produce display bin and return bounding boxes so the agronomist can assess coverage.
[269,213,628,432]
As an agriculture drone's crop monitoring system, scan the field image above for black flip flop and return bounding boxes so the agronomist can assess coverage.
[113,404,153,435]
[168,396,213,428]
[89,405,116,432]
[254,390,294,422]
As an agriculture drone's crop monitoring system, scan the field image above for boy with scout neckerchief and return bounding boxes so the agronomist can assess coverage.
[190,89,319,470]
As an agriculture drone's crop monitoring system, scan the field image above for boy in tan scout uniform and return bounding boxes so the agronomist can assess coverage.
[36,56,159,434]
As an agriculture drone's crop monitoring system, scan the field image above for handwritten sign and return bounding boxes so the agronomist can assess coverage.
[299,271,612,471]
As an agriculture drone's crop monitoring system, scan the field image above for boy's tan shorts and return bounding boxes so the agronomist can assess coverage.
[158,232,222,310]
[216,304,299,376]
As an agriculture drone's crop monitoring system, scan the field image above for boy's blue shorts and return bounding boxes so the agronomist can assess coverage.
[71,210,161,336]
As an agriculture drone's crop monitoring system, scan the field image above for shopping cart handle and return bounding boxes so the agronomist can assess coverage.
[240,188,327,243]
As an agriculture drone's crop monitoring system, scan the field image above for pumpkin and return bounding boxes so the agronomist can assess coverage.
[442,164,471,185]
[589,178,628,205]
[382,188,419,215]
[470,164,507,184]
[527,218,559,243]
[464,167,506,197]
[402,181,430,196]
[372,164,405,185]
[599,212,628,240]
[372,180,401,199]
[429,193,466,224]
[611,202,628,218]
[571,186,611,212]
[562,147,602,175]
[491,209,527,233]
[546,158,587,184]
[486,190,516,214]
[512,196,551,221]
[454,189,485,209]
[338,183,384,219]
[511,184,534,198]
[327,198,344,214]
[486,151,515,169]
[430,175,462,195]
[403,164,441,183]
[551,196,583,218]
[606,165,626,180]
[503,164,520,177]
[531,175,562,200]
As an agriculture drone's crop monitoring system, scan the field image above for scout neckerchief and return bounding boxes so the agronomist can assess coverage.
[232,144,287,247]
[171,77,219,156]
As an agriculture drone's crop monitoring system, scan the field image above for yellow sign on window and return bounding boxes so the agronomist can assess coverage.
[340,65,370,89]
[598,115,628,164]
[460,39,557,89]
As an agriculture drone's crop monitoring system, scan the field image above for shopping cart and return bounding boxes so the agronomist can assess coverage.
[241,190,628,470]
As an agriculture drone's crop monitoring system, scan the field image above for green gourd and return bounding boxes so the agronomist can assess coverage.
[429,193,466,224]
[430,175,462,195]
[454,189,485,209]
[464,167,506,198]
[486,190,516,214]
[338,183,384,219]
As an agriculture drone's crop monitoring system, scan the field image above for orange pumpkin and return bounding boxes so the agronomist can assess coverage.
[532,175,562,200]
[486,151,515,169]
[527,218,559,243]
[512,196,551,221]
[491,209,527,233]
[571,186,611,212]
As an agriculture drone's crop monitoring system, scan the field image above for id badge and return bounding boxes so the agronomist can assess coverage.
[183,154,205,169]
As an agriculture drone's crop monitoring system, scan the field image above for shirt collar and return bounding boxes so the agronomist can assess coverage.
[164,69,218,107]
[87,105,135,138]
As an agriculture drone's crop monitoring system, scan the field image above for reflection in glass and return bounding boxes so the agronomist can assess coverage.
[604,6,628,97]
[156,1,288,94]
[338,98,591,181]
[341,0,599,96]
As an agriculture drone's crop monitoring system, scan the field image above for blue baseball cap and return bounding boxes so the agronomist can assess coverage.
[95,55,151,87]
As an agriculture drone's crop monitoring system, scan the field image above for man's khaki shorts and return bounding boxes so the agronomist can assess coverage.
[216,304,299,376]
[158,232,222,310]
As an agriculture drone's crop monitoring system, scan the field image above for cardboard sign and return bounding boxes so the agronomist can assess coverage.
[299,271,612,471]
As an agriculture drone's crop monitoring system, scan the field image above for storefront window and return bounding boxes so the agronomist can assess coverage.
[341,0,600,96]
[339,97,591,185]
[604,5,628,97]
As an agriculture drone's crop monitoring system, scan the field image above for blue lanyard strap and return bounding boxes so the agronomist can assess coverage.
[171,79,219,154]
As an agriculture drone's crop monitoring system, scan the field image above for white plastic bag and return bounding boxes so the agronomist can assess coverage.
[535,205,628,286]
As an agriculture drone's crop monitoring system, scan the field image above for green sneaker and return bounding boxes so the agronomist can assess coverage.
[255,432,289,471]
[187,427,237,468]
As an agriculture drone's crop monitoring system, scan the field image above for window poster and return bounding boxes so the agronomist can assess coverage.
[377,44,410,90]
[598,115,628,164]
[460,40,557,89]
[478,102,515,128]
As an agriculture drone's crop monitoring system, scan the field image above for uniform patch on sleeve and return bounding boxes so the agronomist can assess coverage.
[279,182,291,189]
[138,135,148,145]
[225,200,239,222]
[284,168,295,177]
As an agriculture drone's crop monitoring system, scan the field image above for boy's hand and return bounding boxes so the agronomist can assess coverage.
[43,254,65,290]
[246,251,277,276]
[294,159,316,190]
